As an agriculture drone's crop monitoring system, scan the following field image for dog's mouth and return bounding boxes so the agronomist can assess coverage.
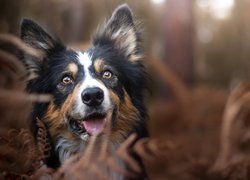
[69,113,107,138]
[79,113,107,135]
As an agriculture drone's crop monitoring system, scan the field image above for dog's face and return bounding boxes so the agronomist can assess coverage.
[21,4,147,163]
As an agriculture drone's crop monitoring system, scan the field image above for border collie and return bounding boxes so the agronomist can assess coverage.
[20,4,148,168]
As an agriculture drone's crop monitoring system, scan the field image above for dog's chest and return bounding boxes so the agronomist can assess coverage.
[55,137,125,180]
[55,137,87,163]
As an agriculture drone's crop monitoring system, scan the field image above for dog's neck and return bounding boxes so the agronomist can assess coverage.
[55,136,87,163]
[55,136,125,180]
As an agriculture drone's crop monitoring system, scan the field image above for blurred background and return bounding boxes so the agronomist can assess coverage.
[1,0,249,92]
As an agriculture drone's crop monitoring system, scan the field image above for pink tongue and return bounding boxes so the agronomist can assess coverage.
[81,119,105,135]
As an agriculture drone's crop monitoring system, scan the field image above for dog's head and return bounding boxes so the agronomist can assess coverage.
[20,4,147,157]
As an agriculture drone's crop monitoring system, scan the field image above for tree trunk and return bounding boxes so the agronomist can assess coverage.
[163,0,194,86]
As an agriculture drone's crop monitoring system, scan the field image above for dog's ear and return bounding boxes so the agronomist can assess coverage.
[93,4,142,62]
[20,19,61,52]
[20,19,64,80]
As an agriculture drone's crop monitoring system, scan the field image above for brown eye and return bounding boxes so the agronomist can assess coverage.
[102,70,113,79]
[61,75,73,85]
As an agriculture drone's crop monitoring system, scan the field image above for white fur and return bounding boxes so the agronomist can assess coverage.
[56,137,87,163]
[37,42,50,50]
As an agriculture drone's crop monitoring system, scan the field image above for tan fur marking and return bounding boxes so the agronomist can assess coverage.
[109,91,120,107]
[94,59,105,73]
[55,128,77,141]
[129,54,142,62]
[111,26,140,62]
[44,84,81,141]
[66,63,78,78]
[59,84,80,120]
[45,103,62,130]
[110,90,140,143]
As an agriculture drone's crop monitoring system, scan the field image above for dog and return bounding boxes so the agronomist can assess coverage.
[20,4,148,168]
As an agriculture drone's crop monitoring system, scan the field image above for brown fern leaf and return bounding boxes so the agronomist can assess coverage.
[35,118,52,166]
[0,33,51,178]
[210,83,250,179]
[0,33,44,59]
[0,129,38,176]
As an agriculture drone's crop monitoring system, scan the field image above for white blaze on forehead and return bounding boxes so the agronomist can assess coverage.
[77,52,104,88]
[78,52,92,72]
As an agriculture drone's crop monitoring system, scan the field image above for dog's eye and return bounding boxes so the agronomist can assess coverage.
[61,75,73,85]
[102,70,113,79]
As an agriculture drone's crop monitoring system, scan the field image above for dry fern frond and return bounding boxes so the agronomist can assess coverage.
[0,33,44,58]
[34,118,52,168]
[0,129,38,175]
[0,33,52,179]
[210,83,250,179]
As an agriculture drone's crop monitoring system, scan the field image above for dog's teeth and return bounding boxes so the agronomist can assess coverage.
[80,133,90,141]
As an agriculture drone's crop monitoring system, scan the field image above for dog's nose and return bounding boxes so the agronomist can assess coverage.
[81,87,104,106]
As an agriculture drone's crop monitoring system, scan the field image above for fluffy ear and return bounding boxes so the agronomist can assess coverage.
[20,19,64,79]
[93,4,142,62]
[20,18,60,52]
